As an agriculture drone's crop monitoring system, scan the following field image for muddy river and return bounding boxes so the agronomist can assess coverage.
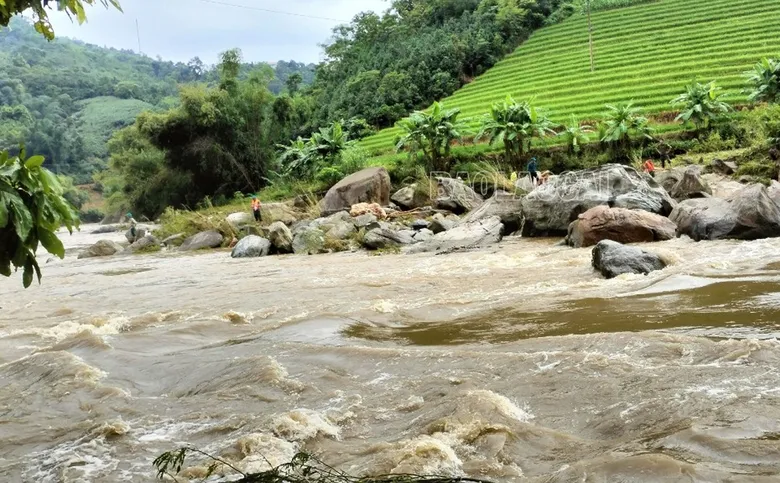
[2,226,780,482]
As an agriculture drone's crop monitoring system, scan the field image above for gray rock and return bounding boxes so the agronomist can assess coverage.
[125,227,146,244]
[435,177,484,214]
[268,222,294,254]
[161,233,185,247]
[592,240,666,279]
[413,228,434,243]
[226,212,255,229]
[353,213,378,228]
[410,219,430,231]
[292,227,326,255]
[671,184,780,241]
[91,225,119,234]
[391,185,430,210]
[407,216,504,254]
[126,235,160,253]
[179,230,224,251]
[77,240,124,259]
[363,228,415,250]
[522,164,676,237]
[429,213,456,234]
[231,235,271,258]
[712,158,738,175]
[260,203,301,226]
[461,191,524,234]
[655,168,685,194]
[321,167,392,216]
[670,166,712,201]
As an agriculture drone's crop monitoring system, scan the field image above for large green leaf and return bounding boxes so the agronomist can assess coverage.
[38,227,65,259]
[24,155,45,169]
[6,194,32,241]
[22,255,34,288]
[0,196,7,229]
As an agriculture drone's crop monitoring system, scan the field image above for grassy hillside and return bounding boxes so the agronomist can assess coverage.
[71,96,155,161]
[361,0,780,154]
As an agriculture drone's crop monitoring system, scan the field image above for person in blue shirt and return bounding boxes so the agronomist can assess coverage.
[527,157,539,186]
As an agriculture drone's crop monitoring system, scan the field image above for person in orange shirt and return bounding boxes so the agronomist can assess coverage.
[251,196,261,222]
[643,159,656,177]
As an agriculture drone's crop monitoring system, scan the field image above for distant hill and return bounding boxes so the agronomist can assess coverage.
[361,0,780,154]
[0,17,314,183]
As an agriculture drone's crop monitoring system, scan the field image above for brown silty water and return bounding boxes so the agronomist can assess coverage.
[3,225,780,482]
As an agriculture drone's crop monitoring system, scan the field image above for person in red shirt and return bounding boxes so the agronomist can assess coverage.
[251,196,261,222]
[643,159,656,177]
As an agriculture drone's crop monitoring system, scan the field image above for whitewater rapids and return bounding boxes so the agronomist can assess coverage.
[2,226,780,482]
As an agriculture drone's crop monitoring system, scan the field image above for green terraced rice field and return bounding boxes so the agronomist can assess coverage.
[361,0,780,154]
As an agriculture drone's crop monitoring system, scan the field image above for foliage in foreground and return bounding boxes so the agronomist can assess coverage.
[1,148,79,287]
[0,0,121,40]
[154,448,494,483]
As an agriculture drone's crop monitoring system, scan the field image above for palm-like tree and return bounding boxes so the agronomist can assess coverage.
[671,81,731,135]
[601,103,654,155]
[310,122,353,163]
[396,102,464,171]
[277,137,315,178]
[476,96,555,168]
[745,58,780,104]
[558,115,594,154]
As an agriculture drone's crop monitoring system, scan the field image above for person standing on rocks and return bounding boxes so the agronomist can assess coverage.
[127,212,137,240]
[251,196,262,223]
[528,157,539,186]
[643,159,656,177]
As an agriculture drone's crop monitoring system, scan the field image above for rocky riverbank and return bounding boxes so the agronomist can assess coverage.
[79,162,780,280]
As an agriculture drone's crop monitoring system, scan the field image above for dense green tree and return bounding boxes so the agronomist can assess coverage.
[745,58,780,104]
[671,81,730,135]
[285,73,303,95]
[601,103,654,156]
[476,96,554,168]
[396,102,465,171]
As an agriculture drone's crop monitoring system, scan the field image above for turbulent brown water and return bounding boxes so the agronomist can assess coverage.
[3,226,780,482]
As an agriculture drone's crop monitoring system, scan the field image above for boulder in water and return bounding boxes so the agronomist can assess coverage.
[126,235,160,253]
[292,227,326,255]
[669,166,712,201]
[566,205,677,248]
[91,225,119,235]
[592,240,666,279]
[77,240,124,259]
[522,164,676,237]
[231,236,271,258]
[321,167,392,216]
[268,222,293,253]
[363,228,414,250]
[435,177,484,214]
[407,216,503,254]
[179,230,224,251]
[670,184,780,241]
[391,184,430,210]
[125,227,146,244]
[460,191,523,234]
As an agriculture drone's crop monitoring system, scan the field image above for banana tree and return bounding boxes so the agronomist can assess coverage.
[558,115,594,154]
[745,58,780,104]
[396,102,464,171]
[601,103,654,157]
[671,81,731,135]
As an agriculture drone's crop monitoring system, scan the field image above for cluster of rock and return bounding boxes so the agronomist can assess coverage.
[80,160,780,280]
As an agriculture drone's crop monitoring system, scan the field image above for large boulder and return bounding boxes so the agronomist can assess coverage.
[321,167,391,216]
[179,230,224,251]
[126,235,160,253]
[521,164,676,237]
[429,213,456,234]
[92,225,119,235]
[460,191,524,234]
[669,166,712,201]
[77,240,124,259]
[391,184,430,210]
[231,236,271,258]
[566,205,677,248]
[592,240,667,279]
[292,227,326,255]
[655,168,685,194]
[226,212,255,230]
[314,211,357,241]
[407,216,504,254]
[268,222,293,253]
[260,203,300,226]
[671,184,780,241]
[363,228,415,250]
[435,177,484,214]
[125,227,146,244]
